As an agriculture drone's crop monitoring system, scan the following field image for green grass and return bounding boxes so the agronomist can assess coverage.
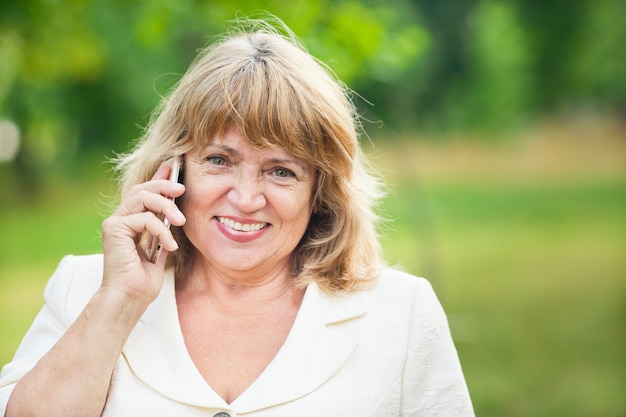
[1,136,624,416]
[0,181,110,365]
[382,180,625,417]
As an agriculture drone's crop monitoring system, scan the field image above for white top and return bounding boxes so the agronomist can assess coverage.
[0,254,474,416]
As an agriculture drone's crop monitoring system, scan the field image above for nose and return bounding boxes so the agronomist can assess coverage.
[227,170,266,213]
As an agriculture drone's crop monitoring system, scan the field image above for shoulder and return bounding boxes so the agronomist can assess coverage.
[376,267,431,291]
[316,267,445,327]
[44,254,103,324]
[361,267,449,333]
[373,267,441,310]
[46,254,104,292]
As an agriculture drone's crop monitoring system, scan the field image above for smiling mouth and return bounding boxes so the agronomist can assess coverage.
[217,217,269,232]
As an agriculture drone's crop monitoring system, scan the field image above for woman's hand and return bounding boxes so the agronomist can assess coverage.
[101,163,186,306]
[6,164,186,417]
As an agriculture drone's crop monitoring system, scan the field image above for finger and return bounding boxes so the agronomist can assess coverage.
[104,212,180,252]
[151,162,172,181]
[116,181,185,219]
[152,160,182,182]
[123,179,185,202]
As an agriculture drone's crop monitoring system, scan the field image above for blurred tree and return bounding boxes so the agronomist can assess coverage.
[0,0,624,194]
[452,0,534,130]
[515,0,626,110]
[0,0,426,194]
[395,0,477,131]
[391,0,625,134]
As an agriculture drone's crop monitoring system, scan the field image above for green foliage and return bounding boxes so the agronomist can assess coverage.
[452,1,533,129]
[0,0,626,153]
[566,1,626,104]
[0,0,428,190]
[0,0,624,189]
[377,0,626,132]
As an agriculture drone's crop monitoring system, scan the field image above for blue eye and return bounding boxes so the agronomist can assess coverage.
[274,168,295,178]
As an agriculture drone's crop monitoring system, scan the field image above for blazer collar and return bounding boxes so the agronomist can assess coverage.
[122,269,369,412]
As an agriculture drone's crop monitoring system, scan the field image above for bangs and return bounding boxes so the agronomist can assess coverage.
[174,33,354,176]
[181,55,319,164]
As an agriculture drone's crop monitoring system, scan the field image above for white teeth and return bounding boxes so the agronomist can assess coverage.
[218,217,268,232]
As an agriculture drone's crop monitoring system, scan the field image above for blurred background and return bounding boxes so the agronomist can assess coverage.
[0,0,624,415]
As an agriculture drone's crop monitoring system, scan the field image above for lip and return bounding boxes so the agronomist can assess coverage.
[213,216,271,243]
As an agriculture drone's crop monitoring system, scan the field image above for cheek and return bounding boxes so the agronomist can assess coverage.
[178,179,217,220]
[177,184,196,214]
[279,189,314,226]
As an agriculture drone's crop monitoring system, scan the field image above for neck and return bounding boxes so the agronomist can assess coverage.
[176,257,302,315]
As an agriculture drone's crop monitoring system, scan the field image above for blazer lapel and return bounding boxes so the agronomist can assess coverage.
[122,269,227,408]
[232,282,369,413]
[122,272,369,411]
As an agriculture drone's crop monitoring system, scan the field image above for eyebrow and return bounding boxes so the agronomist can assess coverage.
[207,144,309,172]
[208,143,239,156]
[267,158,309,172]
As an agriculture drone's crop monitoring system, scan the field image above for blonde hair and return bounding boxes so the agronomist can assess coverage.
[115,18,386,292]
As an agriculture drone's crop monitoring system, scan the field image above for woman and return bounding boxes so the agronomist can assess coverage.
[0,18,474,416]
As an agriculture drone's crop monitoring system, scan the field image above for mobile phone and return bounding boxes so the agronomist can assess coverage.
[147,156,183,263]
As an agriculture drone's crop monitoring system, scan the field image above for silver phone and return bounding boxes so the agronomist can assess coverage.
[148,156,182,263]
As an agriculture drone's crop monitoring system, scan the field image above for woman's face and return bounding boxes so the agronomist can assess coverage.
[180,127,316,277]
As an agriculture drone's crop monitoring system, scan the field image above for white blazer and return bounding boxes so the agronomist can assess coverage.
[0,255,474,416]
